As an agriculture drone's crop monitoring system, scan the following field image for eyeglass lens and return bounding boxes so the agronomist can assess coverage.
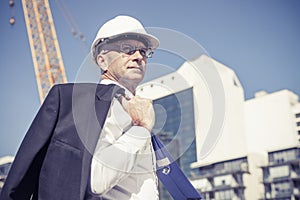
[121,44,153,58]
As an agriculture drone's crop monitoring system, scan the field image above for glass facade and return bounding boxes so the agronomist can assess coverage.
[153,88,198,200]
[261,147,300,199]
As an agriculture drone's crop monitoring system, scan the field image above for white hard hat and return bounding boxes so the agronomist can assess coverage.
[91,15,159,62]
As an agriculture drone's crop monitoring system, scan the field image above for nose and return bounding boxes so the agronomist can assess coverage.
[131,50,146,66]
[131,49,144,61]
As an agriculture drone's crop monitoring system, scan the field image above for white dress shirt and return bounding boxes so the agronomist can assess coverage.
[90,80,158,200]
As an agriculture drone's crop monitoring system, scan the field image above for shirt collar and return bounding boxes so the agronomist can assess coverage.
[100,79,134,99]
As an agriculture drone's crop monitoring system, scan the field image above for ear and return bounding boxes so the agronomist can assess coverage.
[97,54,108,71]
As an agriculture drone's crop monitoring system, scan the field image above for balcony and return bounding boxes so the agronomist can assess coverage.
[192,168,249,181]
[261,158,300,169]
[197,184,246,193]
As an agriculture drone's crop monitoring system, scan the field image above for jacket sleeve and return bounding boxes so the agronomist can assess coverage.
[0,85,60,200]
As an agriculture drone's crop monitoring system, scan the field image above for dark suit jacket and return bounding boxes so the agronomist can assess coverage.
[0,83,123,200]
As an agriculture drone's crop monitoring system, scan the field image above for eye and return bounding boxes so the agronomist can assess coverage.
[120,44,134,54]
[139,49,147,56]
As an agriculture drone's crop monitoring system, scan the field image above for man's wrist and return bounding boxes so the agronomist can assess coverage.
[121,126,151,152]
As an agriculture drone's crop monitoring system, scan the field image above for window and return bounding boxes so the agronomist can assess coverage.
[199,165,214,177]
[153,88,196,177]
[215,190,234,200]
[269,165,290,178]
[272,181,291,195]
[233,78,239,87]
[294,180,300,189]
[224,157,247,172]
[191,179,212,190]
[214,175,233,187]
[269,148,299,164]
[215,163,224,171]
[296,113,300,118]
[297,122,300,126]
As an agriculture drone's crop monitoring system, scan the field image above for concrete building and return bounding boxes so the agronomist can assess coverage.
[0,156,14,193]
[260,147,300,199]
[138,54,248,168]
[245,90,300,154]
[138,54,300,199]
[138,54,258,199]
[245,90,300,199]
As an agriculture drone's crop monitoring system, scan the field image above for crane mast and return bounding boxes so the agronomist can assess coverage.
[21,0,67,103]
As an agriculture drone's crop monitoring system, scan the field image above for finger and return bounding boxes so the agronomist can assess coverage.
[118,95,130,112]
[144,98,153,105]
[118,94,126,104]
[115,92,129,103]
[134,95,153,103]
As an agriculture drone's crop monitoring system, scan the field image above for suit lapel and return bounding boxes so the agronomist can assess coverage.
[94,83,125,144]
[79,83,124,199]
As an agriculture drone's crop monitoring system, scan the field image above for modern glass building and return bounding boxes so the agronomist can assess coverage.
[153,88,198,200]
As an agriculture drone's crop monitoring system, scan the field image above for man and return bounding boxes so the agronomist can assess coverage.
[0,15,160,200]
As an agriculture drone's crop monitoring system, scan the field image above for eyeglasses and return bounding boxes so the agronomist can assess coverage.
[103,43,154,58]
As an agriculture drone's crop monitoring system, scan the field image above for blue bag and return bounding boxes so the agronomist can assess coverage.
[151,134,202,200]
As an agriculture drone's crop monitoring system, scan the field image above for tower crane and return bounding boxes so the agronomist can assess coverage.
[9,0,87,102]
[1,0,68,190]
[21,0,67,103]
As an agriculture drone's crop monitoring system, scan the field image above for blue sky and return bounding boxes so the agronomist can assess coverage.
[0,0,299,156]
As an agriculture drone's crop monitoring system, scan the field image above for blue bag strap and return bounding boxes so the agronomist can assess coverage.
[151,134,202,200]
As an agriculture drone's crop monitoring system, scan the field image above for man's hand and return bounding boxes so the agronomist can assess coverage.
[119,96,155,132]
